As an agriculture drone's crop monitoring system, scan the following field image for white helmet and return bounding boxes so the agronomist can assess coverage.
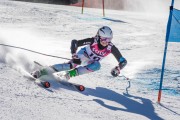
[97,26,113,42]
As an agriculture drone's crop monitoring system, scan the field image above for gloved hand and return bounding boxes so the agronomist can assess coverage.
[111,66,120,77]
[72,53,81,65]
[111,57,127,77]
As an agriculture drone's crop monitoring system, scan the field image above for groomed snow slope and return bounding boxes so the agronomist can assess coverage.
[0,1,179,120]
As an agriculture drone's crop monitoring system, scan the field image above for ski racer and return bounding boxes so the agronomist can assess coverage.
[31,26,127,80]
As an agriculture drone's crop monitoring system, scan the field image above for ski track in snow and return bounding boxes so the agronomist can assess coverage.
[0,0,180,120]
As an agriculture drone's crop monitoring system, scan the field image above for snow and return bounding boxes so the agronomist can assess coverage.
[0,0,180,120]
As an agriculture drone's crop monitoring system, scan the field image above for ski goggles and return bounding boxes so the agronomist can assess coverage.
[100,36,112,43]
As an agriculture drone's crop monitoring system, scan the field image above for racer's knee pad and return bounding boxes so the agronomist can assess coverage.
[76,61,101,75]
[86,61,101,71]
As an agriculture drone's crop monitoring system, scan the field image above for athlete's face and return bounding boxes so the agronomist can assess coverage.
[99,37,111,47]
[100,40,109,46]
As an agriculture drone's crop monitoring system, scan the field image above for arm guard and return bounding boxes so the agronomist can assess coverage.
[70,38,94,54]
[119,57,127,70]
[71,39,78,54]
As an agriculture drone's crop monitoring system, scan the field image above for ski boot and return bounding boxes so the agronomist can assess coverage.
[31,67,55,78]
[57,69,78,81]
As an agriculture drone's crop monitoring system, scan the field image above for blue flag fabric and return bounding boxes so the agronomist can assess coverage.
[168,8,180,42]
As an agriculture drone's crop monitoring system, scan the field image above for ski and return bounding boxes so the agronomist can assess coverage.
[33,61,85,91]
[71,83,85,92]
[59,80,85,92]
[31,61,51,88]
[38,80,51,88]
[25,74,51,88]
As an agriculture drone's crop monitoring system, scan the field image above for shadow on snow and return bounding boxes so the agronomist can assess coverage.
[102,17,127,23]
[47,78,162,119]
[84,87,163,120]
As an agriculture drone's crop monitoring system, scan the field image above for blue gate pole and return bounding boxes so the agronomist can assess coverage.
[158,0,175,103]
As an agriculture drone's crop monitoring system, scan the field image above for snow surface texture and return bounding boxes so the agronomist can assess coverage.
[0,0,180,120]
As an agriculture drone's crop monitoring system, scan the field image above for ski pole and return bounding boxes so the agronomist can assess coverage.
[0,43,71,60]
[119,75,130,81]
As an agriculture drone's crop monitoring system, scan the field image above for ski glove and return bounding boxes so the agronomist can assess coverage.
[72,53,81,65]
[111,57,127,77]
[111,66,121,77]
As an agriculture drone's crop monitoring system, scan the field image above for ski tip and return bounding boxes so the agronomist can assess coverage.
[78,85,85,92]
[42,81,51,88]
